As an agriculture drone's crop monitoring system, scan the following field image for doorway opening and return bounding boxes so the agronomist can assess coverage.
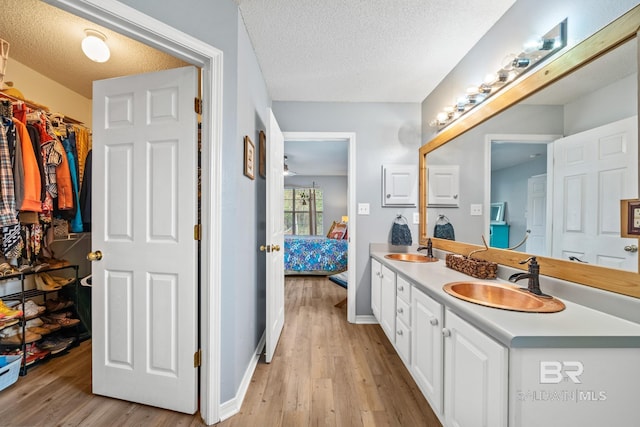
[282,132,357,323]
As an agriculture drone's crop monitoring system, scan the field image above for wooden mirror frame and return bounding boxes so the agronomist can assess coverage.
[419,5,640,298]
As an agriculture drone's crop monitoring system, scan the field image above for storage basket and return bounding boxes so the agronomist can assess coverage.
[445,253,497,279]
[0,355,21,392]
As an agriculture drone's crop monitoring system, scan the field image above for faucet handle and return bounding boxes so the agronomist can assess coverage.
[518,256,537,266]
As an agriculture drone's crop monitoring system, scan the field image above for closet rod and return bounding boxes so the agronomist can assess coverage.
[0,90,86,127]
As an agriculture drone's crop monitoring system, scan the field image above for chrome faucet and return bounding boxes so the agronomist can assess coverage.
[508,256,551,298]
[417,238,434,258]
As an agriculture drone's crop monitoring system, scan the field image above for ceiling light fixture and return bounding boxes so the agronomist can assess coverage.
[82,29,110,63]
[283,155,296,176]
[430,19,567,129]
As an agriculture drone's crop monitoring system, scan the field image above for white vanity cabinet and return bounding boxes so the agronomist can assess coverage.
[411,285,444,415]
[394,275,412,364]
[444,309,508,427]
[371,258,382,320]
[379,264,396,341]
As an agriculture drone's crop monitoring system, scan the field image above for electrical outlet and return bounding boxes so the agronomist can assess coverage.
[470,204,483,216]
[413,212,420,224]
[358,203,370,215]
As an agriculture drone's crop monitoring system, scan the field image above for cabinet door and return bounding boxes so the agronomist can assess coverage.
[382,164,417,206]
[411,287,444,415]
[395,318,411,364]
[427,165,459,206]
[444,310,508,427]
[379,265,396,341]
[371,258,382,321]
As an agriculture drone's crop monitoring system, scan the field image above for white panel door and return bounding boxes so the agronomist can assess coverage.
[525,174,547,255]
[553,117,638,270]
[370,258,381,321]
[92,66,199,413]
[379,265,396,341]
[265,108,285,363]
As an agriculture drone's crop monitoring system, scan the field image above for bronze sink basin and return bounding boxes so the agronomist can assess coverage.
[385,253,438,263]
[443,281,565,313]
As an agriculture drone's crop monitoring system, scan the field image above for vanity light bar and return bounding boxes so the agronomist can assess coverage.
[430,19,567,129]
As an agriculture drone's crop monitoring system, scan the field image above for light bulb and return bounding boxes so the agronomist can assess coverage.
[82,30,110,63]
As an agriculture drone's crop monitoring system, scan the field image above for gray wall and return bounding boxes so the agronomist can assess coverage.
[284,175,348,234]
[491,156,547,249]
[272,102,421,316]
[119,0,269,403]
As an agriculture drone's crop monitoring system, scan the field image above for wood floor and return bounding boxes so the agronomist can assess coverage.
[0,276,441,426]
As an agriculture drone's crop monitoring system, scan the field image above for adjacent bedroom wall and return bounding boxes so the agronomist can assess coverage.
[285,175,348,234]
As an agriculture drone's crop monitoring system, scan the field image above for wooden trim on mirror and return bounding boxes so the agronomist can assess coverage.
[419,5,640,299]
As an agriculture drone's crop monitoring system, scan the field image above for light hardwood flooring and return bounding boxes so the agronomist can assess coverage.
[0,276,441,426]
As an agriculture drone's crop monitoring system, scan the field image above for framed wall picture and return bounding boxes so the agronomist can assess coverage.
[259,130,266,179]
[621,199,640,237]
[244,135,255,180]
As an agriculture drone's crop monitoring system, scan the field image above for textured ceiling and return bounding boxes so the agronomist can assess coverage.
[237,0,516,102]
[0,0,188,99]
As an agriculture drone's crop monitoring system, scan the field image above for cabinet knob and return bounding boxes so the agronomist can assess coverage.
[386,194,391,199]
[429,317,438,326]
[442,328,451,337]
[398,285,404,291]
[397,307,404,314]
[396,330,403,336]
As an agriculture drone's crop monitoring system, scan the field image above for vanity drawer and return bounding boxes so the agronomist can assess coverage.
[396,297,411,326]
[397,275,411,304]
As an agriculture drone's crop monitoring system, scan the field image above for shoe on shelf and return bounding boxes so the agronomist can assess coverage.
[35,274,62,291]
[0,300,23,320]
[39,319,62,333]
[41,314,80,328]
[0,327,42,345]
[0,318,20,330]
[18,300,46,320]
[27,326,52,336]
[25,342,50,364]
[45,298,74,312]
[39,336,74,355]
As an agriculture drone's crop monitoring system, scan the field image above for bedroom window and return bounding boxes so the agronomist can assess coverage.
[284,187,323,235]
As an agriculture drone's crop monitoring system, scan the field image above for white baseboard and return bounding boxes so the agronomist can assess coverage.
[219,332,266,421]
[355,314,378,324]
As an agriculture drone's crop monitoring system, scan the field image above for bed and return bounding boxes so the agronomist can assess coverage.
[284,235,348,275]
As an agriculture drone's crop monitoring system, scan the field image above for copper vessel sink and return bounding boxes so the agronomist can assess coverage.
[385,253,438,263]
[443,281,565,313]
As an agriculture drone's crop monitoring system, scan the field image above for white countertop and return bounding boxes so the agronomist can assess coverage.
[371,249,640,348]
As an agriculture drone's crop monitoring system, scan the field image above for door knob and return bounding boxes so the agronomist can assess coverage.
[272,245,281,252]
[259,245,271,252]
[87,250,103,261]
[624,245,638,253]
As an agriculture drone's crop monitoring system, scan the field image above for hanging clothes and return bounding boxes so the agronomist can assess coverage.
[79,150,92,232]
[13,117,42,212]
[62,136,83,233]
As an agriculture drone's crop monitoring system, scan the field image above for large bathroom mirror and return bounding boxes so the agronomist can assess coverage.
[419,5,640,298]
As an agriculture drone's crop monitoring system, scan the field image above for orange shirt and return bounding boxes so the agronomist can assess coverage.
[13,118,42,212]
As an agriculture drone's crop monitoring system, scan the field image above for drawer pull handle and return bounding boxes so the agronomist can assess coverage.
[397,330,403,336]
[398,285,404,291]
[442,328,451,337]
[429,317,438,326]
[397,308,404,314]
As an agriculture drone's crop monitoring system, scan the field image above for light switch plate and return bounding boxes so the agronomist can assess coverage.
[470,204,483,216]
[413,212,420,224]
[358,203,370,215]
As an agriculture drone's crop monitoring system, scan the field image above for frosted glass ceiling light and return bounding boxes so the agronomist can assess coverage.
[82,29,110,63]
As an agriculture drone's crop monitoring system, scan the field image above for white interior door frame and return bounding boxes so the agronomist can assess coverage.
[484,133,561,249]
[45,1,223,424]
[282,132,357,323]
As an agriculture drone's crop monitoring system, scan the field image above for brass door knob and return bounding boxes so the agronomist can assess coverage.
[87,250,103,261]
[260,245,271,252]
[272,245,281,252]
